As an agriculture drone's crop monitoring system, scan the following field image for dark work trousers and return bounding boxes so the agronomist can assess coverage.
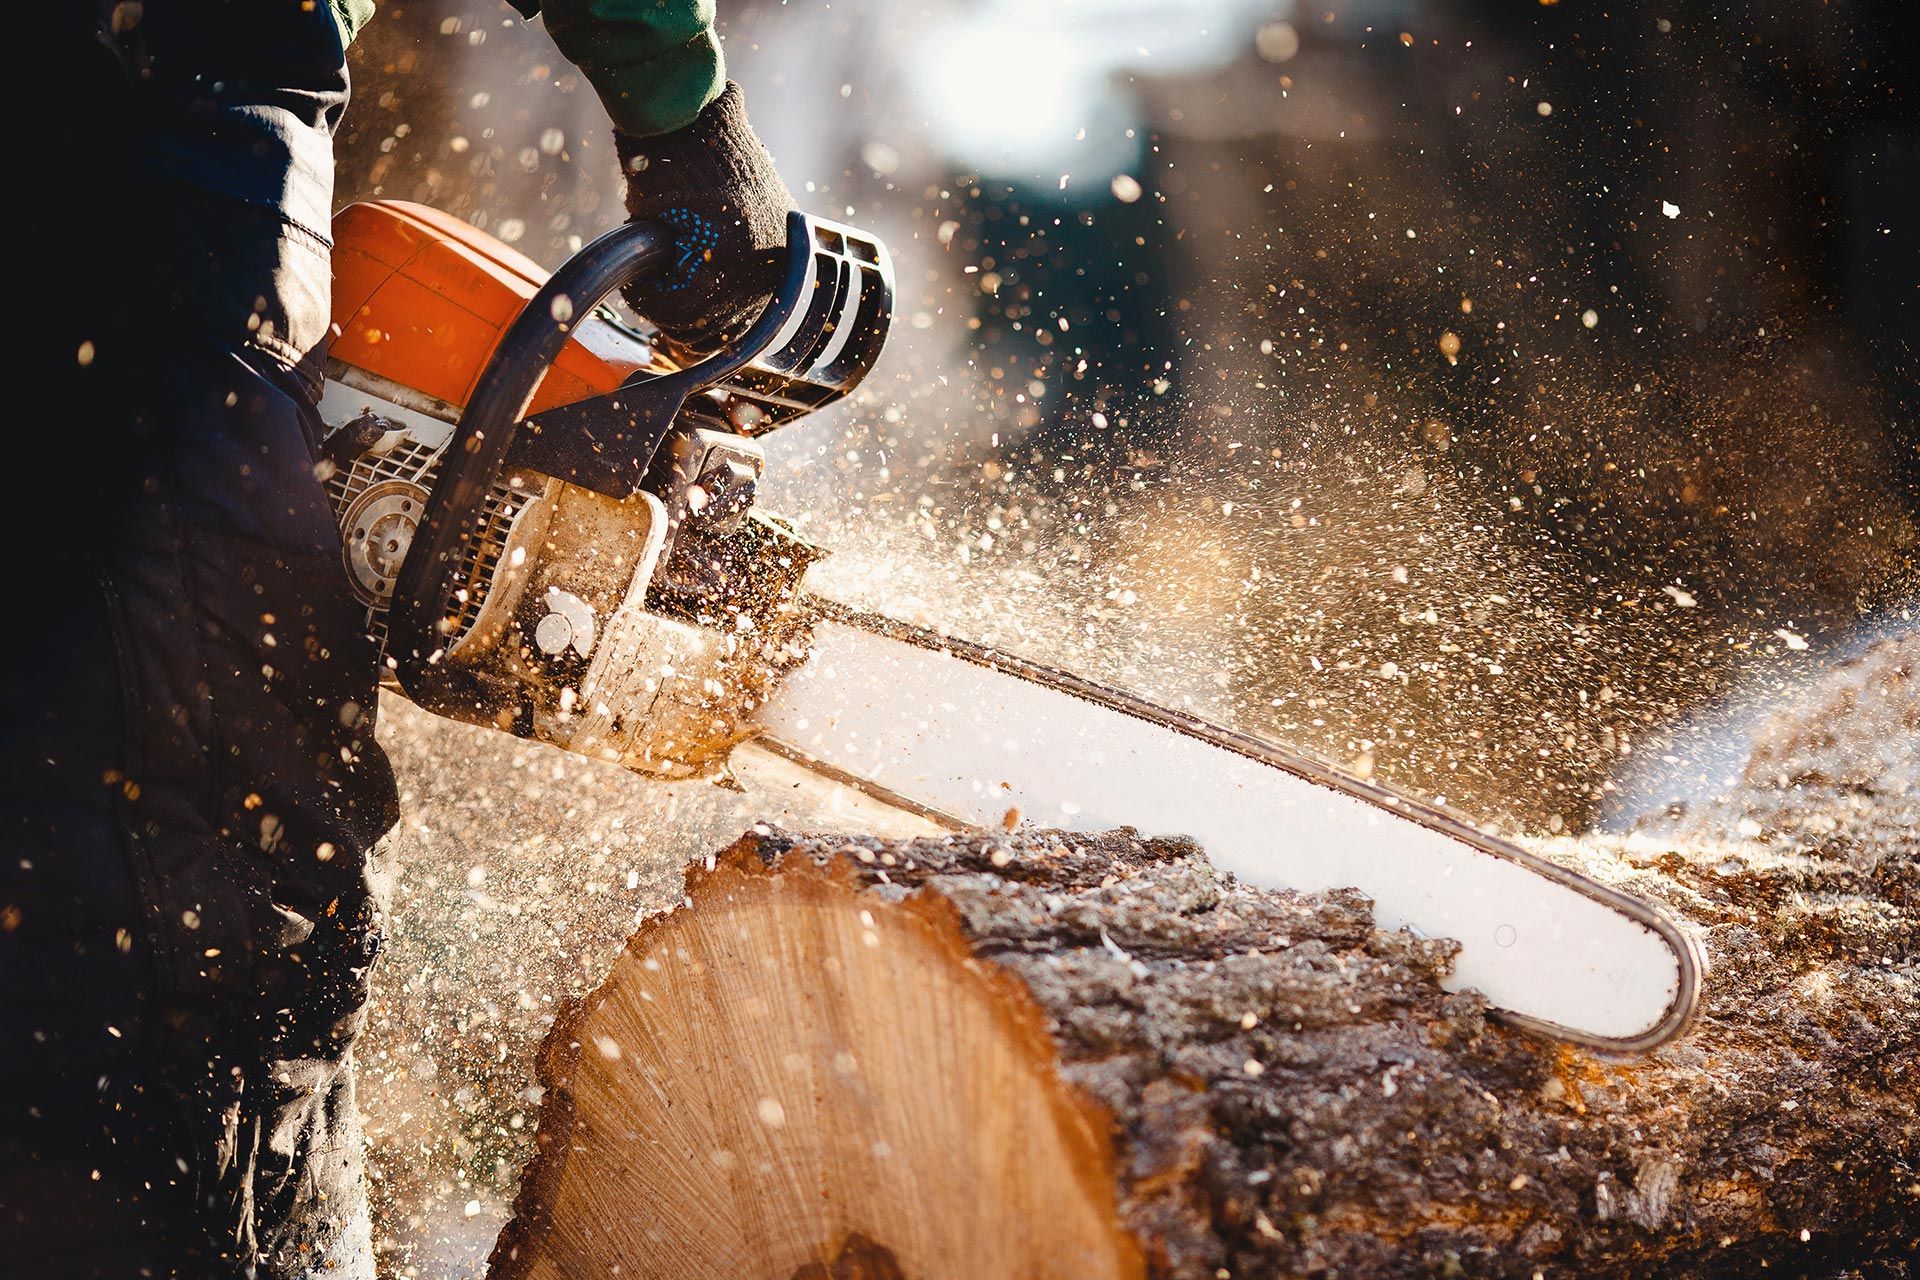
[0,279,402,1280]
[4,12,399,1276]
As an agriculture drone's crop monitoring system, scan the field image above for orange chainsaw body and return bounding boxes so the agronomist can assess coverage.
[315,199,891,779]
[329,200,658,415]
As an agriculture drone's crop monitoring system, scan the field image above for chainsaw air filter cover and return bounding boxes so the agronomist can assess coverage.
[317,201,890,778]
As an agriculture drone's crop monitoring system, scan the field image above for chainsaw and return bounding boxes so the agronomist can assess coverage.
[319,201,1701,1053]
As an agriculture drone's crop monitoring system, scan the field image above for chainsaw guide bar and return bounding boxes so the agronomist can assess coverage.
[756,601,1704,1053]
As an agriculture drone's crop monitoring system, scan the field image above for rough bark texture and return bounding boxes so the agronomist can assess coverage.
[735,827,1499,1278]
[856,837,1916,1277]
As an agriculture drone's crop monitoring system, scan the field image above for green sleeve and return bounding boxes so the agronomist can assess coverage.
[522,0,726,138]
[332,0,375,45]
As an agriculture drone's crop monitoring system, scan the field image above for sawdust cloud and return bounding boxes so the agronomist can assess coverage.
[338,0,1917,828]
[336,2,1917,1272]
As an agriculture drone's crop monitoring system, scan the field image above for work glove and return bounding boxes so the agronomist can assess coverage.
[617,83,796,352]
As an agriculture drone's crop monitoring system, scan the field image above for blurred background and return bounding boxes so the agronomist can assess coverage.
[336,1,1920,1272]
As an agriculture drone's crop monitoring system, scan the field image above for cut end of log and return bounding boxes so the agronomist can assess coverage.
[489,836,1149,1280]
[489,824,1920,1277]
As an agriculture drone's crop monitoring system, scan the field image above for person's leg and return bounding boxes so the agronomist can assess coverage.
[8,12,391,1269]
[0,533,193,1274]
[1,332,398,1277]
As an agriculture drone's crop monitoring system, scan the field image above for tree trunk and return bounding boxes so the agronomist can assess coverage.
[489,636,1920,1279]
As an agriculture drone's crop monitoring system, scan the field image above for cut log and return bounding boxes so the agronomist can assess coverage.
[489,817,1920,1279]
[488,829,1481,1280]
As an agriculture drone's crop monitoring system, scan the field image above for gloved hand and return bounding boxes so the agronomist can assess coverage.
[617,83,796,352]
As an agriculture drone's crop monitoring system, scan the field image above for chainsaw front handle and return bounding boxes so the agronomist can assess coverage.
[507,212,894,496]
[386,219,672,702]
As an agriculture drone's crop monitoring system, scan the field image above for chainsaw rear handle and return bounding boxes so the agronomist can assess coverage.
[388,210,892,706]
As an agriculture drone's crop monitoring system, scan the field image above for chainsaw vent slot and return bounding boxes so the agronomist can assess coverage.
[706,254,891,423]
[449,485,529,641]
[327,436,442,507]
[325,434,537,652]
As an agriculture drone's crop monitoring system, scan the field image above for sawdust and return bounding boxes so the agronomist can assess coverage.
[329,9,1920,1271]
[362,629,1920,1276]
[357,699,931,1276]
